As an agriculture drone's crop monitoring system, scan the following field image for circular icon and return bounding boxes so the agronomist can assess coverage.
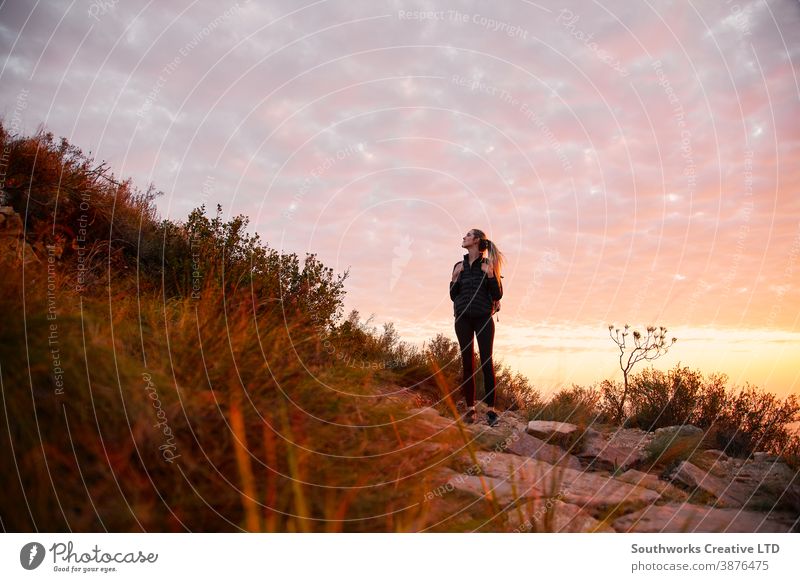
[20,542,46,570]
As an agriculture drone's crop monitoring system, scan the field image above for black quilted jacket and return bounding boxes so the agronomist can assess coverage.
[449,253,503,317]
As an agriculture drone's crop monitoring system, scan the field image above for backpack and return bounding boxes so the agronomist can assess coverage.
[490,278,502,321]
[481,258,503,319]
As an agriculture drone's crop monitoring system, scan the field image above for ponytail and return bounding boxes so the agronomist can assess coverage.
[486,239,504,281]
[472,228,505,280]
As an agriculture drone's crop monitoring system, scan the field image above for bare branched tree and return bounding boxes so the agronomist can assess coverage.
[607,324,677,423]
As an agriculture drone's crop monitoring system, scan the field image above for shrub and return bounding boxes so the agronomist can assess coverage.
[598,362,800,461]
[627,364,702,430]
[644,431,707,473]
[598,378,624,423]
[693,372,729,427]
[533,384,601,425]
[495,364,542,413]
[423,333,461,389]
[710,385,800,458]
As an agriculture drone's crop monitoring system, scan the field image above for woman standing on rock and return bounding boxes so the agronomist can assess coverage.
[449,229,505,426]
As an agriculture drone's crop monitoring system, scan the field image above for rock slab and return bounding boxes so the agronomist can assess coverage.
[505,431,583,470]
[507,499,615,533]
[526,421,579,447]
[472,451,659,512]
[613,503,796,533]
[670,460,750,507]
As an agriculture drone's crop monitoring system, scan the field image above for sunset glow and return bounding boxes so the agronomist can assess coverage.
[2,0,798,398]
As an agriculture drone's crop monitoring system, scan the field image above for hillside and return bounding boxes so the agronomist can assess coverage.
[0,122,798,532]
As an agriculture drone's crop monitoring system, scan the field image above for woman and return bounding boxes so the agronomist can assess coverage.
[449,229,505,426]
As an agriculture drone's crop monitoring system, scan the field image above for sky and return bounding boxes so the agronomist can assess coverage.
[1,0,799,398]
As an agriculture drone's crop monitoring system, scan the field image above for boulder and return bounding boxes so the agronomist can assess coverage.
[607,427,654,452]
[669,454,800,513]
[407,407,457,433]
[417,468,501,532]
[506,499,614,533]
[577,432,644,472]
[616,469,689,502]
[613,503,796,533]
[732,456,798,489]
[669,460,750,507]
[462,410,536,448]
[526,420,579,447]
[722,455,799,512]
[753,451,780,462]
[504,431,582,470]
[426,467,541,506]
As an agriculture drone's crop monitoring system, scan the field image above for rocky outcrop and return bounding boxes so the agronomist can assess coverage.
[670,453,800,511]
[613,503,796,533]
[616,469,689,502]
[526,420,579,447]
[408,406,455,430]
[669,460,750,507]
[653,424,703,440]
[431,467,536,506]
[469,451,660,513]
[504,431,582,470]
[607,427,654,454]
[416,409,796,533]
[653,424,703,441]
[506,499,615,533]
[577,430,646,472]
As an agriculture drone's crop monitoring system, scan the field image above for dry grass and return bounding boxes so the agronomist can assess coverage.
[0,244,453,531]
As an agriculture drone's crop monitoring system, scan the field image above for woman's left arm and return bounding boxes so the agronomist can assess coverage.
[486,274,503,301]
[482,259,503,301]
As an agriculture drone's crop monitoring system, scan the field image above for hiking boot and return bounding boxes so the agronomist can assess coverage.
[486,410,499,427]
[461,408,476,424]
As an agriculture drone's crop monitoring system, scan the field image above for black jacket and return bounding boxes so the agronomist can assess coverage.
[449,253,503,317]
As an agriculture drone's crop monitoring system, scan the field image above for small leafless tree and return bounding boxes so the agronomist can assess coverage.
[608,324,677,423]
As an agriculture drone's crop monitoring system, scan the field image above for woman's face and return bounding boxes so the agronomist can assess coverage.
[462,230,477,248]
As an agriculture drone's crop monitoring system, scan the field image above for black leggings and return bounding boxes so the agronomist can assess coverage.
[454,313,496,408]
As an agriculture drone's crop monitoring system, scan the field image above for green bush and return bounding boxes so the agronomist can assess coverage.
[423,333,460,379]
[533,384,601,425]
[599,362,800,461]
[644,431,706,473]
[710,384,800,458]
[627,365,702,430]
[495,363,542,413]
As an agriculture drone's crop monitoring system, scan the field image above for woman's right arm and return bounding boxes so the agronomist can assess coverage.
[449,262,462,301]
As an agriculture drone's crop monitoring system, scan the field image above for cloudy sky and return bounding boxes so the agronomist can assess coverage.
[2,0,799,396]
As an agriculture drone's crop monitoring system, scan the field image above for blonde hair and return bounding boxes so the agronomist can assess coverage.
[471,228,505,280]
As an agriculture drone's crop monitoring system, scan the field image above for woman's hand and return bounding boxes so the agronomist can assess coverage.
[452,262,464,281]
[481,260,494,278]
